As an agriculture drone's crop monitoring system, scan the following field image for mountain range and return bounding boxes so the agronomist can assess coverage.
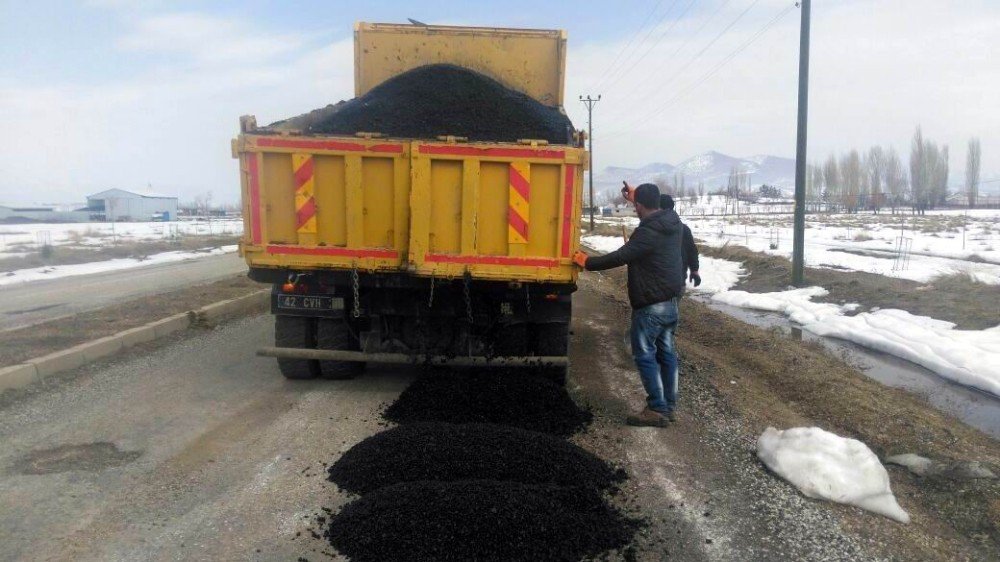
[591,151,796,199]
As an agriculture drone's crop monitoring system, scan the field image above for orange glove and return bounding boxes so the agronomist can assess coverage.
[621,181,636,203]
[572,250,589,269]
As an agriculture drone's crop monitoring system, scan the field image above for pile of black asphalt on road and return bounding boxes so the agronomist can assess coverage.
[268,64,575,144]
[321,370,640,561]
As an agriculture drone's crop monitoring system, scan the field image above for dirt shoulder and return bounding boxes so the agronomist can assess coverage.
[573,267,999,561]
[0,275,261,367]
[700,244,1000,330]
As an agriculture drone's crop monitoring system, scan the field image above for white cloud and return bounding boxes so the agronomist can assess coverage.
[0,12,353,206]
[116,12,306,65]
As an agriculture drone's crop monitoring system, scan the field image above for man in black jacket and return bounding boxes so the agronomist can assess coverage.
[660,194,701,287]
[572,183,684,427]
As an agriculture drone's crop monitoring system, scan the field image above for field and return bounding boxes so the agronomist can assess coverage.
[582,205,1000,398]
[0,218,244,285]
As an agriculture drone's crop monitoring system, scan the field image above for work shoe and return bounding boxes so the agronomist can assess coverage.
[666,410,677,422]
[626,408,670,428]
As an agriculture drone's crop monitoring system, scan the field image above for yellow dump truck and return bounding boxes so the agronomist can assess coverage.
[235,22,586,382]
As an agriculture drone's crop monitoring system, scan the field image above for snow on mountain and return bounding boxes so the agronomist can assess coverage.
[675,151,750,185]
[589,151,796,201]
[595,162,676,185]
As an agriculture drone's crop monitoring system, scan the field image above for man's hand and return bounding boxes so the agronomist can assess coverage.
[621,181,635,203]
[688,270,701,287]
[572,250,589,269]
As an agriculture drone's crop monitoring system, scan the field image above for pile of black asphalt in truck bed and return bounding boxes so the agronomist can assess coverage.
[268,64,575,144]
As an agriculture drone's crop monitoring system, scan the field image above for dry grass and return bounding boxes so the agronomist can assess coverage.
[0,275,259,367]
[0,235,240,273]
[701,244,1000,329]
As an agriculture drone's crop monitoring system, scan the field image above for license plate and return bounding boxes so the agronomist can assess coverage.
[277,294,343,311]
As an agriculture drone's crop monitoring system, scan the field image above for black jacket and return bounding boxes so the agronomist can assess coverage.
[682,224,699,273]
[586,210,685,309]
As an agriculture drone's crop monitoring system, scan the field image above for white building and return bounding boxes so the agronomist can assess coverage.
[86,189,178,221]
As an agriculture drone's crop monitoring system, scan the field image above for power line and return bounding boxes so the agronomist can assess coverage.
[587,0,667,92]
[603,2,794,138]
[602,0,736,121]
[593,0,683,92]
[604,0,764,127]
[602,0,699,91]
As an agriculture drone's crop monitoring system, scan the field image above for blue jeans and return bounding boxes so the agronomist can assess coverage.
[630,299,679,414]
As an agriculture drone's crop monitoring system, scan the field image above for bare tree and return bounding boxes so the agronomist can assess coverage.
[726,166,742,215]
[884,148,906,214]
[910,127,928,214]
[697,181,705,200]
[859,153,871,211]
[934,145,949,207]
[966,137,981,208]
[809,163,825,205]
[823,154,840,209]
[867,146,886,214]
[840,150,862,213]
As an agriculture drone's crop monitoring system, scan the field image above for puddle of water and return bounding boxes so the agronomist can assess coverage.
[12,442,142,475]
[700,298,1000,439]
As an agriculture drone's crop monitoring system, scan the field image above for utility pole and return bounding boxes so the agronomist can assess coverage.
[791,0,811,286]
[580,94,601,231]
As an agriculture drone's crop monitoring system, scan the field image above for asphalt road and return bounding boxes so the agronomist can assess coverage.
[0,315,414,561]
[0,253,247,331]
[0,282,894,561]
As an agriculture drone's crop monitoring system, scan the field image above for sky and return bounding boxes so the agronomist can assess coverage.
[1,0,998,205]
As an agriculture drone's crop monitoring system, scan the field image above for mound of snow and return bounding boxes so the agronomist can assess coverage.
[757,427,910,523]
[690,256,745,294]
[807,309,1000,397]
[711,286,843,325]
[580,235,626,255]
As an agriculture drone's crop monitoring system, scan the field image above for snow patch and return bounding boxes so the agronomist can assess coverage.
[711,287,843,325]
[0,245,239,287]
[806,310,1000,396]
[757,427,910,523]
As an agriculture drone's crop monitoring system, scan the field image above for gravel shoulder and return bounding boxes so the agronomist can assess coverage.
[573,267,999,561]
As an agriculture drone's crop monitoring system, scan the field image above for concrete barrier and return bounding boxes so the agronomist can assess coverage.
[119,325,157,348]
[28,347,87,379]
[196,290,269,324]
[0,364,40,391]
[0,289,269,393]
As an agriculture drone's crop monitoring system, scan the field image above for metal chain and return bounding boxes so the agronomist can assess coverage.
[524,284,531,314]
[351,267,360,318]
[428,275,435,308]
[463,273,473,324]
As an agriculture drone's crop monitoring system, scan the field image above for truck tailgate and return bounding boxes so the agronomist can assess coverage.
[237,134,585,283]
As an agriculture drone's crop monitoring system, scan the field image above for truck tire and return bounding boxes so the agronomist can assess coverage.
[532,322,569,386]
[316,318,365,379]
[275,316,320,380]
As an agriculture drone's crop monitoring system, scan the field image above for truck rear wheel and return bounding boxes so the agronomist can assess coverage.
[532,322,569,386]
[274,316,320,380]
[316,318,365,379]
